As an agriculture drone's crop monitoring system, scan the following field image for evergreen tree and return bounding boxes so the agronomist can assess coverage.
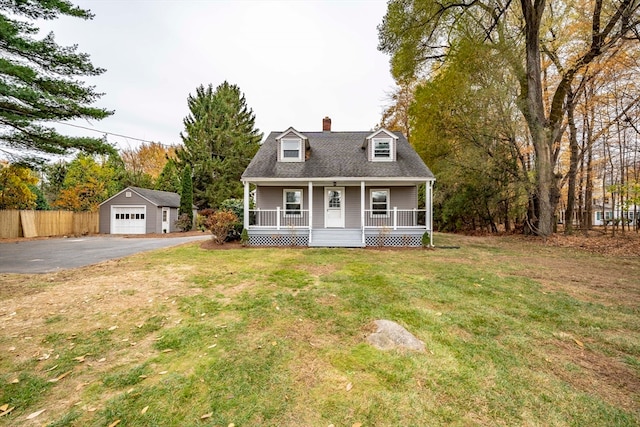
[177,82,262,209]
[29,184,50,210]
[155,159,181,193]
[43,161,68,205]
[180,164,193,229]
[0,0,114,164]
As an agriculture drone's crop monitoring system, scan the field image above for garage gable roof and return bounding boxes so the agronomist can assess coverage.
[100,187,181,208]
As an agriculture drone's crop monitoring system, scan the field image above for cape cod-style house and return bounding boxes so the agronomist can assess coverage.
[241,117,435,247]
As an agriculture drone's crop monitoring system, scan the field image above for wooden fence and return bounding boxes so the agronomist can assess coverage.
[0,210,99,239]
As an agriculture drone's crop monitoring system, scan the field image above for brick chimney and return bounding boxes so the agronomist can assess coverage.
[322,116,331,132]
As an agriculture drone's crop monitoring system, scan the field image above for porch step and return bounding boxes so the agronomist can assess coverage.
[309,228,364,248]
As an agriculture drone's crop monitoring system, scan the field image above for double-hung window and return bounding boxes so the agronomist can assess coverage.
[372,138,392,160]
[370,189,389,216]
[284,189,303,216]
[281,138,302,161]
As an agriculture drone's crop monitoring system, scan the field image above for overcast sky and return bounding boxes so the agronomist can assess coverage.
[38,0,396,151]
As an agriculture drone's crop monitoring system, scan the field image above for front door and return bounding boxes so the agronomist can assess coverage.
[325,187,345,228]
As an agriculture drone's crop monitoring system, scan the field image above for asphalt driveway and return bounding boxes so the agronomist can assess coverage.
[0,234,211,274]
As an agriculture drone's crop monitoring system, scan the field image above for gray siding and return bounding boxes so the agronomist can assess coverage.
[254,184,418,229]
[99,203,110,234]
[344,186,361,228]
[312,187,324,228]
[256,186,309,210]
[364,186,417,209]
[170,208,179,232]
[152,206,179,233]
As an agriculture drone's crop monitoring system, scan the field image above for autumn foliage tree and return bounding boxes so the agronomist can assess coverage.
[0,164,38,209]
[52,154,118,211]
[120,142,177,188]
[378,0,640,236]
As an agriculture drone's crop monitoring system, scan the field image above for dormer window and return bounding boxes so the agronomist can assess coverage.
[372,138,393,161]
[373,138,391,159]
[365,128,398,162]
[281,138,302,161]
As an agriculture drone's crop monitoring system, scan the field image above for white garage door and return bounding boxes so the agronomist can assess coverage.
[111,206,147,234]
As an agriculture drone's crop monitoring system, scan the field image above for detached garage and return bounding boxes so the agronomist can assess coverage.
[99,187,181,234]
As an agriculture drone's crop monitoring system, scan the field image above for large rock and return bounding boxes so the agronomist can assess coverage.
[366,319,425,352]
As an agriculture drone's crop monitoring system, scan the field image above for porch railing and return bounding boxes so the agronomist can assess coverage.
[248,208,427,230]
[248,208,309,229]
[364,208,427,229]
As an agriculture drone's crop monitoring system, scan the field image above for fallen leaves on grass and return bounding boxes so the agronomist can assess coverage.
[25,408,45,419]
[107,420,121,427]
[200,412,212,419]
[48,370,71,382]
[74,354,90,362]
[141,405,149,414]
[544,232,640,256]
[0,405,15,417]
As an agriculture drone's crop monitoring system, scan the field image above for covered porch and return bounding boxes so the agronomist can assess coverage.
[242,179,434,247]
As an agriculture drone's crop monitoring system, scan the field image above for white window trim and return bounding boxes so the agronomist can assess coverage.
[370,188,390,217]
[283,188,303,216]
[371,138,393,162]
[280,138,302,162]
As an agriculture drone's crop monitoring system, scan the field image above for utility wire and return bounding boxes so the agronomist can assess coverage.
[0,105,179,148]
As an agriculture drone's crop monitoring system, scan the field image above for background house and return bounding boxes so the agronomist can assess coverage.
[99,187,181,234]
[241,117,435,247]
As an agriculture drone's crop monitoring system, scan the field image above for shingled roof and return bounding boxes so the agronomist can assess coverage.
[242,131,434,180]
[127,187,181,207]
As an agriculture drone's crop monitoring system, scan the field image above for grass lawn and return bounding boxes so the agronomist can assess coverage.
[0,233,639,426]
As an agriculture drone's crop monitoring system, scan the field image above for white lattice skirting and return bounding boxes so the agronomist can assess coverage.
[365,234,422,247]
[249,234,309,246]
[248,234,424,247]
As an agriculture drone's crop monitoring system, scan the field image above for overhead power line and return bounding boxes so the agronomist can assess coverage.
[0,105,180,148]
[58,121,179,148]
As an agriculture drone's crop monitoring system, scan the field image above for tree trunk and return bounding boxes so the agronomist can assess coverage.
[520,0,555,237]
[584,86,594,231]
[565,88,579,234]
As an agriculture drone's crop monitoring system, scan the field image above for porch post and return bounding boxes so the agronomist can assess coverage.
[393,207,398,230]
[308,181,313,243]
[427,180,433,246]
[243,181,249,229]
[361,181,365,245]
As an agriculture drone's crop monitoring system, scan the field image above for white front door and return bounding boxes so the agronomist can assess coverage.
[161,208,170,233]
[325,187,345,228]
